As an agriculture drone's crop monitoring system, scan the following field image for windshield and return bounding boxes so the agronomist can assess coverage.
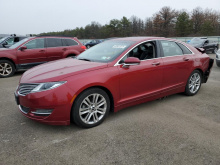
[189,38,204,45]
[77,40,135,63]
[9,38,30,49]
[0,37,7,43]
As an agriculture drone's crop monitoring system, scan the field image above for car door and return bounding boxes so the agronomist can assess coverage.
[46,38,66,61]
[159,40,194,94]
[117,41,163,104]
[17,38,47,68]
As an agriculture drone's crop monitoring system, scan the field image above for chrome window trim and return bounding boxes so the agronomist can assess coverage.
[114,39,195,66]
[114,40,157,66]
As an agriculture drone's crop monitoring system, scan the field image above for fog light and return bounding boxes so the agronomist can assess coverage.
[31,109,53,116]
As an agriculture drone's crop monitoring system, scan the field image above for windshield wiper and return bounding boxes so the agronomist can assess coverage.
[78,58,91,62]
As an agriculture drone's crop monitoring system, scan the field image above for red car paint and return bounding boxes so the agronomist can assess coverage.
[15,37,213,125]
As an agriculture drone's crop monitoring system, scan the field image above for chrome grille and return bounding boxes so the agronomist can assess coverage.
[18,83,39,96]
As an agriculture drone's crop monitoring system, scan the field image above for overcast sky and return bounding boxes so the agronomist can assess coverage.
[1,0,220,35]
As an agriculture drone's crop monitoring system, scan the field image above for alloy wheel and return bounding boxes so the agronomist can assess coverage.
[189,72,201,94]
[0,63,12,76]
[79,93,107,125]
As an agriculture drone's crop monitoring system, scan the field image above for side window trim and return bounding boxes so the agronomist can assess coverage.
[176,42,193,55]
[116,40,160,65]
[23,38,45,49]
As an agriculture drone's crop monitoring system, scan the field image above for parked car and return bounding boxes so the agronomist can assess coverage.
[0,35,27,48]
[216,49,220,67]
[188,37,219,53]
[84,39,102,48]
[0,36,86,78]
[14,37,214,128]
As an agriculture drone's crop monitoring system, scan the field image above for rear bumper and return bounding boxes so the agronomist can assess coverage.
[203,58,214,83]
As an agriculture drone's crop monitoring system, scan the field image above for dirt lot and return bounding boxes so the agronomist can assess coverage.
[0,54,220,165]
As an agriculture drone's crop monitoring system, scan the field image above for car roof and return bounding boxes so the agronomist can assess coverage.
[109,36,172,42]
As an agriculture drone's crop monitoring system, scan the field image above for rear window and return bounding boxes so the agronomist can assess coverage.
[65,39,78,46]
[46,38,63,47]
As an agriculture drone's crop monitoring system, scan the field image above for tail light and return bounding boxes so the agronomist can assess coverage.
[81,45,86,50]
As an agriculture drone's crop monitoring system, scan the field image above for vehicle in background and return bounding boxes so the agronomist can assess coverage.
[216,49,220,67]
[84,39,102,48]
[0,35,27,48]
[0,36,86,77]
[188,37,218,53]
[14,37,213,128]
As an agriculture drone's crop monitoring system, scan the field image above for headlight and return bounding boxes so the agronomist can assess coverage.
[31,81,66,93]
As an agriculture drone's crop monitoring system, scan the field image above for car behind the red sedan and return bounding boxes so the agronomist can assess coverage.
[15,37,214,128]
[0,36,86,78]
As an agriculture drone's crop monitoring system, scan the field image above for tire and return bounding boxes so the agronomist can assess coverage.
[216,60,220,67]
[0,60,15,78]
[184,70,202,96]
[72,88,110,128]
[86,45,90,49]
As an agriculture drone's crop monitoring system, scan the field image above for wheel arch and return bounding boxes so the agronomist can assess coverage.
[64,50,80,58]
[194,68,204,83]
[0,57,16,70]
[70,85,115,122]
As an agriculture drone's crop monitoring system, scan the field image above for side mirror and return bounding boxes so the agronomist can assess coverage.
[19,46,27,51]
[122,57,140,68]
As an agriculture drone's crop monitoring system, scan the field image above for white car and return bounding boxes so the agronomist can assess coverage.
[216,49,220,67]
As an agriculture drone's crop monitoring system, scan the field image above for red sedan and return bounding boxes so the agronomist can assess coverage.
[14,37,214,128]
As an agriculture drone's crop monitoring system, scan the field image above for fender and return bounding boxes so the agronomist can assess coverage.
[0,52,17,65]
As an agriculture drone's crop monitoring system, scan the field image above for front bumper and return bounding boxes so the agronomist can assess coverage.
[14,84,75,125]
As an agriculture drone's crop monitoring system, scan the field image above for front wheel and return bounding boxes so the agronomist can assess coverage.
[72,88,110,128]
[0,60,15,78]
[185,70,202,96]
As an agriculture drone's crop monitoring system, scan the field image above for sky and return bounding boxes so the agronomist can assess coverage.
[1,0,220,35]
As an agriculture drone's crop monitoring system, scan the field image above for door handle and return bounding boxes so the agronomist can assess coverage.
[39,50,45,52]
[183,57,189,61]
[62,48,67,51]
[152,62,160,66]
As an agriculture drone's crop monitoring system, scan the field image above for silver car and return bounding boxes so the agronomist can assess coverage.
[216,49,220,67]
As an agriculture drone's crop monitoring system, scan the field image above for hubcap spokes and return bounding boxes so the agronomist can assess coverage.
[0,63,12,76]
[189,73,201,93]
[79,93,107,124]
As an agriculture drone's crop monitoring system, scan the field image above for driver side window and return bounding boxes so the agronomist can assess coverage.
[24,38,45,49]
[119,41,157,63]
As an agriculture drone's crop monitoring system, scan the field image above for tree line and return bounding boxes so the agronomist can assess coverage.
[39,6,220,39]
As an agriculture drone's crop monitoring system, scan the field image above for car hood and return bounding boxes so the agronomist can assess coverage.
[20,58,108,83]
[0,48,10,51]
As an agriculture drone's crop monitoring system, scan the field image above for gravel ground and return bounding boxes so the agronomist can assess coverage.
[0,54,220,165]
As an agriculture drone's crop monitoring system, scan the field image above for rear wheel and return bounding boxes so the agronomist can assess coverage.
[86,45,90,49]
[185,70,202,96]
[72,88,110,128]
[0,60,15,78]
